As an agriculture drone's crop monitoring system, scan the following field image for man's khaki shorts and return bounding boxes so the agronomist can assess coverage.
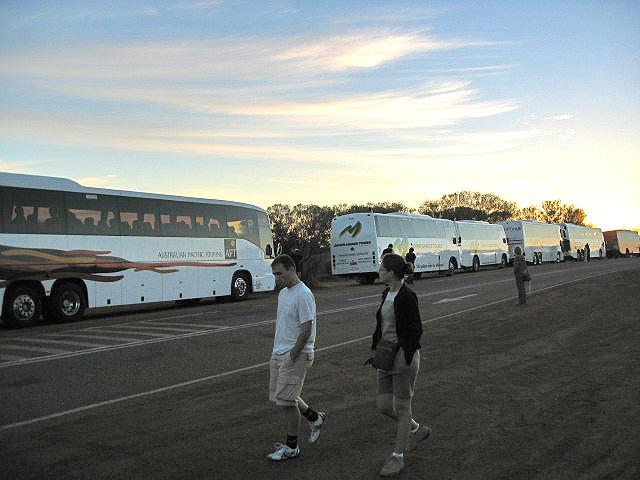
[377,347,420,399]
[269,351,314,406]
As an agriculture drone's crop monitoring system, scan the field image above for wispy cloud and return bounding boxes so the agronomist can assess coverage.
[76,174,118,188]
[546,114,575,121]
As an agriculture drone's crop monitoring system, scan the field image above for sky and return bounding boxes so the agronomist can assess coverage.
[1,0,639,231]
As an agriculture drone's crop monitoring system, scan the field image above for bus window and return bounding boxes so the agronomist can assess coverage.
[257,211,274,258]
[2,187,65,234]
[118,197,159,236]
[158,201,196,237]
[226,206,259,245]
[203,204,228,238]
[66,193,119,235]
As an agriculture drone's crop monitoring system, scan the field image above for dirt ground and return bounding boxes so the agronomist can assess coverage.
[233,269,640,479]
[4,269,639,479]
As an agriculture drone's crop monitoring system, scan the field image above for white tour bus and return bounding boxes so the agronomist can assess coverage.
[455,220,509,271]
[603,230,640,257]
[559,223,606,260]
[330,212,459,283]
[0,172,275,328]
[499,220,563,264]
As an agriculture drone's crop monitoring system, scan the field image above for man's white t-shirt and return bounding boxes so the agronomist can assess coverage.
[273,282,316,355]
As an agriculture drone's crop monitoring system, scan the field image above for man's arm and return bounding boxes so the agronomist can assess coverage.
[290,321,312,361]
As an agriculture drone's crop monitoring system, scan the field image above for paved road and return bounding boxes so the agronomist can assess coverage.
[1,257,638,478]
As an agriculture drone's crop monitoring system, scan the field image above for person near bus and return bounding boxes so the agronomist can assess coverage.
[405,247,416,284]
[513,246,530,305]
[382,243,394,256]
[585,243,591,262]
[267,254,326,461]
[371,253,431,476]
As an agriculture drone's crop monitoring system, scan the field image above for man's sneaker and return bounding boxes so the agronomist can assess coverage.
[308,411,326,444]
[407,424,431,451]
[267,443,300,461]
[379,454,404,477]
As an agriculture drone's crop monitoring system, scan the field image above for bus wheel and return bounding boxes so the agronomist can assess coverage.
[447,258,456,276]
[3,285,43,328]
[49,282,86,322]
[500,254,507,268]
[472,256,480,273]
[231,272,250,300]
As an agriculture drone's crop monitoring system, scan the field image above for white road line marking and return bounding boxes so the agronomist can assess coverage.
[0,344,70,354]
[0,268,621,432]
[8,338,107,348]
[47,333,145,343]
[94,324,202,333]
[1,353,28,362]
[433,294,478,304]
[141,321,226,329]
[89,329,173,338]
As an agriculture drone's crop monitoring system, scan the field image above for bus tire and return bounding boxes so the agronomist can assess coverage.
[48,282,86,322]
[447,257,456,276]
[414,272,422,280]
[472,256,480,273]
[231,272,251,300]
[500,254,508,268]
[3,285,43,328]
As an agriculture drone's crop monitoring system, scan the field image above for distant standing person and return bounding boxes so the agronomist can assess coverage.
[382,243,394,256]
[585,243,591,262]
[371,253,431,477]
[405,247,416,284]
[513,246,531,305]
[267,254,326,461]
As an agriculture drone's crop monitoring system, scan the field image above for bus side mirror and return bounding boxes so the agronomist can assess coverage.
[503,238,507,243]
[265,244,273,257]
[452,237,456,244]
[458,236,461,244]
[276,243,283,255]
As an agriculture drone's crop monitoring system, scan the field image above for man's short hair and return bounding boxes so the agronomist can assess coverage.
[272,254,296,270]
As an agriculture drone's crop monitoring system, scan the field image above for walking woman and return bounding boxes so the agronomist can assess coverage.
[372,253,431,477]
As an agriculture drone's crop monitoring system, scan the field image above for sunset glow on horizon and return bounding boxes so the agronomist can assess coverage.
[1,1,638,231]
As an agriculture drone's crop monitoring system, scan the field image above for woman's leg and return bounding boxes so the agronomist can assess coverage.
[393,397,413,453]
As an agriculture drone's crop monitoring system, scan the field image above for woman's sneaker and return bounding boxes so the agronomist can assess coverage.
[380,454,404,477]
[267,443,300,461]
[308,411,327,444]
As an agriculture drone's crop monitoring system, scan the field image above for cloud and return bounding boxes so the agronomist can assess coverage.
[76,174,118,188]
[546,114,575,121]
[277,33,452,70]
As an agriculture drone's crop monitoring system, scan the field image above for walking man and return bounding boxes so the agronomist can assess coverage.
[267,254,326,461]
[405,247,416,284]
[513,246,531,305]
[382,243,394,256]
[585,243,591,262]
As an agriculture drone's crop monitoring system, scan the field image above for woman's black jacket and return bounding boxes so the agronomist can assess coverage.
[372,283,422,365]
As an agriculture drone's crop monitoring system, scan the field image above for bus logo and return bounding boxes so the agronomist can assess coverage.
[224,239,237,259]
[339,221,362,238]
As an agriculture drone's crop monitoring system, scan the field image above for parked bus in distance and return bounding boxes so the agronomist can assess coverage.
[455,220,509,272]
[559,223,606,260]
[499,220,563,265]
[0,172,276,328]
[603,230,640,257]
[330,212,459,284]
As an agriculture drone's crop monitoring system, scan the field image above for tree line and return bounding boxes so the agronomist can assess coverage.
[268,192,587,254]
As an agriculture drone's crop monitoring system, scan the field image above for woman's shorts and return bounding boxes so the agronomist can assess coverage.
[269,351,314,406]
[377,348,420,399]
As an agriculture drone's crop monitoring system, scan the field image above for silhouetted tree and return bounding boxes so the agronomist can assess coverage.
[419,191,517,222]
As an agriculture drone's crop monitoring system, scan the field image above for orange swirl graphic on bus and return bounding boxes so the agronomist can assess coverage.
[0,245,237,288]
